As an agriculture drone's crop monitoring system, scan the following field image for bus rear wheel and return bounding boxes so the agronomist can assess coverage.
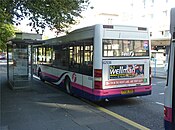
[65,77,72,94]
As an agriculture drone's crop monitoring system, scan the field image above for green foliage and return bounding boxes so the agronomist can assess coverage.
[0,23,15,51]
[0,0,90,34]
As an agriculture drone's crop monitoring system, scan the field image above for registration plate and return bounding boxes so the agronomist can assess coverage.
[121,89,134,94]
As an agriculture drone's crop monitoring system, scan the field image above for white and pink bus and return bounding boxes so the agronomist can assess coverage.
[33,24,152,101]
[164,8,175,130]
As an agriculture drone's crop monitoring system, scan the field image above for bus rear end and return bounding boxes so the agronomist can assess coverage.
[102,59,151,99]
[93,24,152,101]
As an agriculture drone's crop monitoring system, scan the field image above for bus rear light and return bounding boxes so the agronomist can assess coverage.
[94,69,102,89]
[94,69,102,77]
[164,107,167,117]
[94,77,102,81]
[94,81,102,89]
[149,66,152,85]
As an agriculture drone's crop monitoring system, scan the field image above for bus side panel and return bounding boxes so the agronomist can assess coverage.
[164,41,175,130]
[82,75,93,98]
[172,44,175,128]
[36,65,151,101]
[51,67,84,93]
[39,65,54,81]
[38,65,88,97]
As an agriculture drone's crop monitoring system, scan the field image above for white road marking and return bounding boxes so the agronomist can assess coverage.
[159,93,164,95]
[157,81,166,84]
[33,75,40,80]
[155,102,164,106]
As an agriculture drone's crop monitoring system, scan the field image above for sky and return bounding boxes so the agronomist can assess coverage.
[15,0,135,39]
[14,0,175,39]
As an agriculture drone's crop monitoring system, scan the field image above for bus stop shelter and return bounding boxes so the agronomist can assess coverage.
[7,33,43,89]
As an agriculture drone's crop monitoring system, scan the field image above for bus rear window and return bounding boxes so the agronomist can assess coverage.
[103,39,149,57]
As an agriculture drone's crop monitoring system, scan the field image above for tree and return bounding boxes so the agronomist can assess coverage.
[0,0,90,34]
[0,23,15,52]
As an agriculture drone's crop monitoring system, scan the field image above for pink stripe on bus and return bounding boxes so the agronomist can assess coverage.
[71,82,151,96]
[40,71,151,96]
[164,106,172,122]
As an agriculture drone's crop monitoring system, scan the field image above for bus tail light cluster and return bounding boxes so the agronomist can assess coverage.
[94,69,102,89]
[164,106,172,122]
[164,107,167,118]
[149,66,152,85]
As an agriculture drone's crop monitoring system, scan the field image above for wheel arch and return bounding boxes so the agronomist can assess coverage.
[38,67,41,76]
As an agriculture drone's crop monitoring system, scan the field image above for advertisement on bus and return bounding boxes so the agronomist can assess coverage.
[109,64,144,79]
[103,59,150,89]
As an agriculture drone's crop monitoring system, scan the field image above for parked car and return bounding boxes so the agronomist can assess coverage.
[0,53,6,60]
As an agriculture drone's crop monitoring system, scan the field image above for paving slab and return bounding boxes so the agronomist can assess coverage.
[1,65,138,130]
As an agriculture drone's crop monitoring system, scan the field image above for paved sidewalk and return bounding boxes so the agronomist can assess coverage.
[0,66,138,130]
[151,67,167,79]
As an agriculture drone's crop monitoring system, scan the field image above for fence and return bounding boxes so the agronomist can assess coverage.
[151,58,167,78]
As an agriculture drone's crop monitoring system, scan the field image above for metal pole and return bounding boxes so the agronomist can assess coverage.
[7,44,9,80]
[30,45,33,80]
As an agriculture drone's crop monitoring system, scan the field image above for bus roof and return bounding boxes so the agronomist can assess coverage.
[44,24,148,46]
[44,25,95,45]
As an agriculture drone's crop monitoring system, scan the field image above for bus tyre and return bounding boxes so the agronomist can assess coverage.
[65,77,72,94]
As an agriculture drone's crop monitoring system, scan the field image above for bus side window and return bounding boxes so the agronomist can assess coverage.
[82,44,93,76]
